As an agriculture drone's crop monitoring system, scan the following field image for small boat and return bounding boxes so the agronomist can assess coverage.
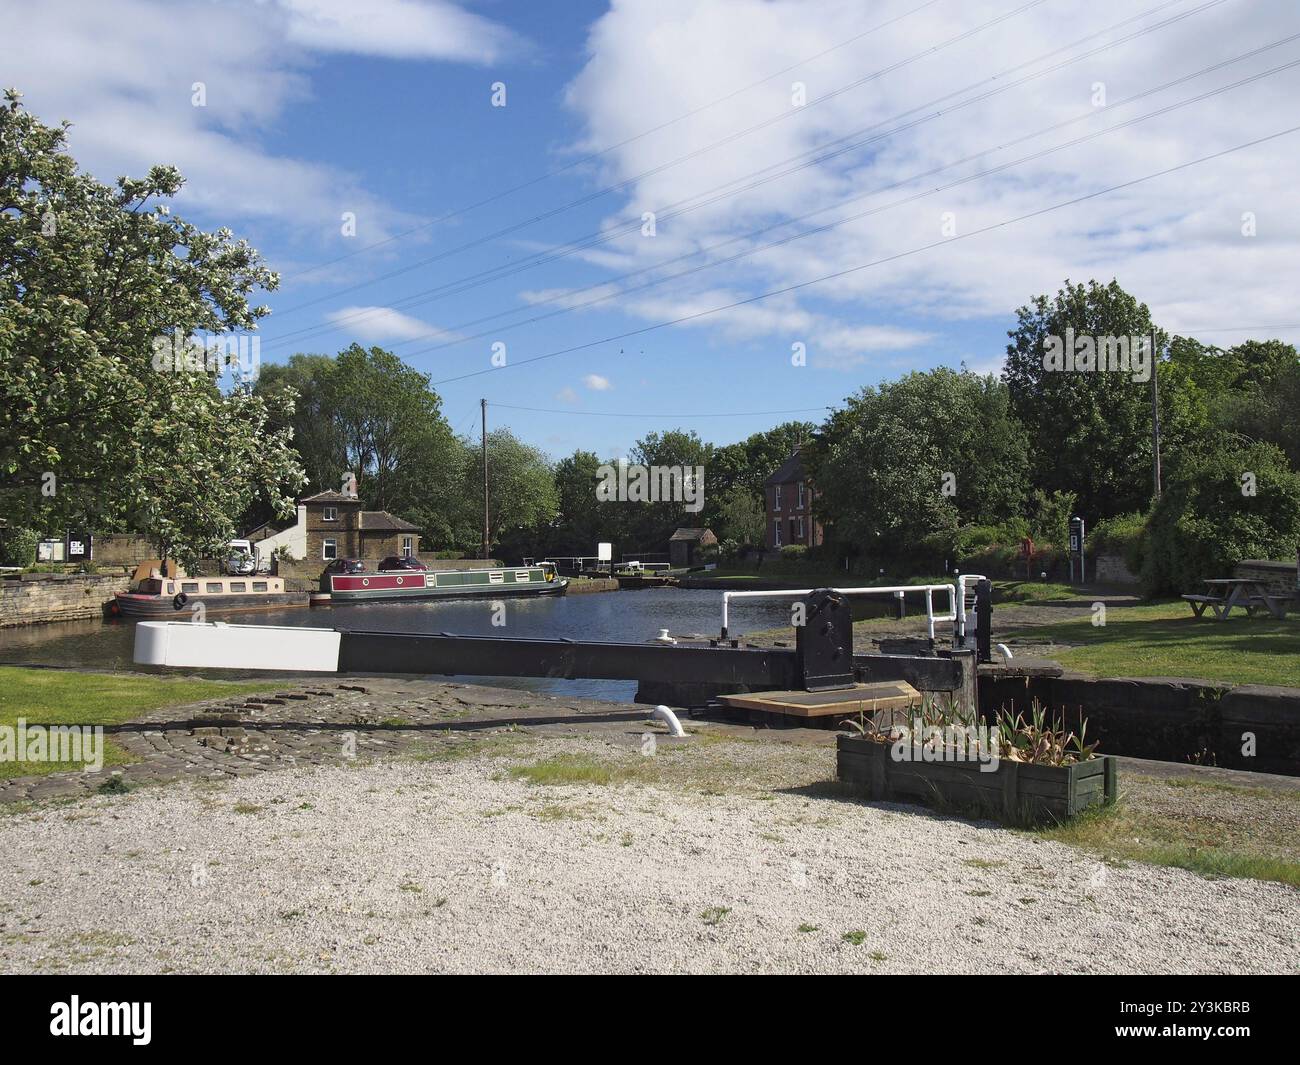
[316,562,568,604]
[111,573,300,617]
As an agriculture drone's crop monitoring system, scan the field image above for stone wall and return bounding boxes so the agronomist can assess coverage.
[1092,551,1139,587]
[0,573,129,627]
[1235,557,1299,593]
[91,534,155,566]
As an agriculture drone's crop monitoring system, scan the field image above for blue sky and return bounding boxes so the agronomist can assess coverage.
[4,0,1298,459]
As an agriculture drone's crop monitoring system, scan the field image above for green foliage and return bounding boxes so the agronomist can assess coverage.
[714,485,765,547]
[1089,511,1148,573]
[1003,279,1162,520]
[0,526,38,566]
[806,369,1028,563]
[1141,441,1300,595]
[779,544,807,561]
[0,91,302,569]
[1027,488,1076,547]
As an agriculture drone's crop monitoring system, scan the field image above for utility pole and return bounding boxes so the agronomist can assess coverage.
[1150,330,1162,500]
[481,398,489,561]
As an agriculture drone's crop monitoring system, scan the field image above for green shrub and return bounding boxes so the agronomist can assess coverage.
[0,526,39,567]
[717,537,739,561]
[1141,441,1300,595]
[779,544,808,561]
[1089,511,1149,574]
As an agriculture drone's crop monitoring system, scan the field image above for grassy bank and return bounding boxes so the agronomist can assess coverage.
[1006,601,1300,687]
[1035,774,1300,887]
[0,667,275,779]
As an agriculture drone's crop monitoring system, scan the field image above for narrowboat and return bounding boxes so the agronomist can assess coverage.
[111,574,301,617]
[316,562,568,604]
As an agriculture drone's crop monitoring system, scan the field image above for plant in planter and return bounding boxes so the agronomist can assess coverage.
[837,697,1115,825]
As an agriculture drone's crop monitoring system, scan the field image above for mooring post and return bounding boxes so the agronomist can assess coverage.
[975,578,993,664]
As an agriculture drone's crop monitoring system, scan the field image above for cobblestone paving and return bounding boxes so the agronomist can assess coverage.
[0,679,654,805]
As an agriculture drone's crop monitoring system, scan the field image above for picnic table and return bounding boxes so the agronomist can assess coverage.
[1182,578,1292,620]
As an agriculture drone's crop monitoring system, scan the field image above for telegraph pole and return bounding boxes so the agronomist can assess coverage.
[481,398,489,561]
[1150,330,1162,500]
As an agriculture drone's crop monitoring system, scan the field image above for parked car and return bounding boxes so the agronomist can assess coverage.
[378,556,428,572]
[323,557,366,576]
[225,553,256,576]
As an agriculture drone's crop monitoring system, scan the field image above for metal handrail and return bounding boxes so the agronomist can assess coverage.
[720,583,959,640]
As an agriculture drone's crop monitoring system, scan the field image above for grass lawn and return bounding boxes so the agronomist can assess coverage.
[1006,601,1300,688]
[0,666,277,779]
[1035,775,1300,887]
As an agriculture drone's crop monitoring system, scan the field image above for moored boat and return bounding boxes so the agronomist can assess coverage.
[317,562,567,604]
[111,573,301,617]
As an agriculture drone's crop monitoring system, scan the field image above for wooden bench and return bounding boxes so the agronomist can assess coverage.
[1246,593,1290,620]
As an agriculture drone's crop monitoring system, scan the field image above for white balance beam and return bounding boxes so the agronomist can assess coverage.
[133,621,343,672]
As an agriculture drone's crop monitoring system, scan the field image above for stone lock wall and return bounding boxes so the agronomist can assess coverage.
[0,573,129,627]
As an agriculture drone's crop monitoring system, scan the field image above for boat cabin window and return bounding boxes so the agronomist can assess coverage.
[514,571,529,582]
[206,582,223,593]
[140,578,163,594]
[489,571,504,584]
[253,581,268,591]
[181,582,200,593]
[166,582,175,594]
[229,582,246,592]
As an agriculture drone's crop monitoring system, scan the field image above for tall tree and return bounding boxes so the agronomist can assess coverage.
[806,369,1029,551]
[0,90,301,568]
[1002,279,1164,521]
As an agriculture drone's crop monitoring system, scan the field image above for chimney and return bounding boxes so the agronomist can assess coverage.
[341,471,358,499]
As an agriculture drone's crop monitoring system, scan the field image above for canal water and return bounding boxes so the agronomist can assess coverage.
[0,589,797,703]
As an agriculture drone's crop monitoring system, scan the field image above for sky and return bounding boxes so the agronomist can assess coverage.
[3,0,1298,460]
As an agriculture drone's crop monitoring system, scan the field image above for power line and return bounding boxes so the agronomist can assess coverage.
[262,0,1216,350]
[267,0,1057,320]
[382,45,1300,363]
[429,124,1300,386]
[490,403,830,419]
[274,0,945,285]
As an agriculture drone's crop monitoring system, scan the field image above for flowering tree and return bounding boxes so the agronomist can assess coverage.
[0,89,302,569]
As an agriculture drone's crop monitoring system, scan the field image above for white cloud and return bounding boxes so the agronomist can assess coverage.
[275,0,521,63]
[560,0,1300,359]
[0,0,521,247]
[555,386,580,402]
[583,373,613,391]
[326,306,440,342]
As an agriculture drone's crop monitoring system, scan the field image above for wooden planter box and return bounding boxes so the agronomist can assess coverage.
[837,735,1117,824]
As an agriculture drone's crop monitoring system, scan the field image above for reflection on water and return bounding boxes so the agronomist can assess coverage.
[0,588,797,703]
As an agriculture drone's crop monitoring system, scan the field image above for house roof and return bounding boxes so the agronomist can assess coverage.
[669,527,714,541]
[301,490,362,504]
[359,511,420,532]
[764,451,806,486]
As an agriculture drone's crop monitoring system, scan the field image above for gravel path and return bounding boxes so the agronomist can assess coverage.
[2,736,1295,975]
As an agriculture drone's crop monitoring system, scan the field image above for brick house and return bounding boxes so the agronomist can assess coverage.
[763,450,823,551]
[668,527,717,567]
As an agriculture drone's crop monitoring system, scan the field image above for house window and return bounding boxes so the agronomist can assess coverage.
[797,482,804,509]
[773,520,782,547]
[323,506,338,522]
[774,485,782,511]
[797,517,805,540]
[402,536,414,558]
[323,538,337,560]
